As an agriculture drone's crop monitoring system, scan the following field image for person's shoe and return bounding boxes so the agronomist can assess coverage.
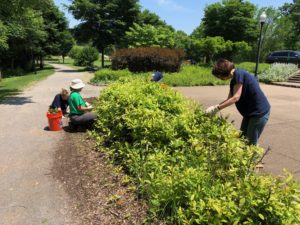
[76,125,87,132]
[67,122,78,132]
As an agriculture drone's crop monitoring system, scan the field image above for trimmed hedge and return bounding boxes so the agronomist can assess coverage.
[111,47,185,72]
[92,78,300,224]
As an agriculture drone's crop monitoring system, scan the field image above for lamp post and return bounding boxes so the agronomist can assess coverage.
[254,11,267,78]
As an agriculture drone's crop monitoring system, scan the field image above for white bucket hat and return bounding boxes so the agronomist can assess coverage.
[70,79,85,89]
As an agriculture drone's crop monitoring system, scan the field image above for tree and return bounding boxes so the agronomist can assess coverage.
[280,0,300,49]
[137,9,174,30]
[186,36,250,63]
[0,21,8,50]
[0,0,71,73]
[255,7,290,62]
[69,0,139,67]
[58,31,75,63]
[202,0,257,43]
[124,23,176,48]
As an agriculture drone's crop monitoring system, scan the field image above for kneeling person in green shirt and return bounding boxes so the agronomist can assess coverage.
[68,79,97,129]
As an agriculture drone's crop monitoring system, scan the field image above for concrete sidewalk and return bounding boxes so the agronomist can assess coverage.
[176,84,300,178]
[0,64,103,225]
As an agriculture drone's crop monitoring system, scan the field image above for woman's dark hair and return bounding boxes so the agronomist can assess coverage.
[212,59,235,78]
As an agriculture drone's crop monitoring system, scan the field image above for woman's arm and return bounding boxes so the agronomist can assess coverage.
[218,83,243,110]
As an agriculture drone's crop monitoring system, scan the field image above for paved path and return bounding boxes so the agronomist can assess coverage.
[0,64,103,225]
[176,84,300,178]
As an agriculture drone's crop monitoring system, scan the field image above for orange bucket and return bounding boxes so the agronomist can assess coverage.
[46,111,63,131]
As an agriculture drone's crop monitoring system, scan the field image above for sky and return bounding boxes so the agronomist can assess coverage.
[54,0,293,35]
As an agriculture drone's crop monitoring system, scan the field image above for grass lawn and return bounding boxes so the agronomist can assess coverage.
[0,65,54,101]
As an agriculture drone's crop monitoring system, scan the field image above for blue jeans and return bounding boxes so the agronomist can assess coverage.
[240,110,270,145]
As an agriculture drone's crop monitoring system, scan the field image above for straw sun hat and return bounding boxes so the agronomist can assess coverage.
[70,79,85,89]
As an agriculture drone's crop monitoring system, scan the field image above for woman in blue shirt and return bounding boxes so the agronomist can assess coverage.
[206,59,270,145]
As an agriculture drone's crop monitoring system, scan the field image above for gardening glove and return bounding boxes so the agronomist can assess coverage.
[206,105,220,115]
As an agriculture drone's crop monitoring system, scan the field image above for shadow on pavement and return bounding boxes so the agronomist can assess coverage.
[0,95,34,105]
[58,69,87,73]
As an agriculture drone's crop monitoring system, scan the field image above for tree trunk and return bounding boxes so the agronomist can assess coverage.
[101,48,105,68]
[62,55,65,64]
[39,56,44,69]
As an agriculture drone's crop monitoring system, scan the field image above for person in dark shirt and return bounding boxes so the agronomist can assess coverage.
[151,71,163,82]
[50,89,69,115]
[206,58,270,145]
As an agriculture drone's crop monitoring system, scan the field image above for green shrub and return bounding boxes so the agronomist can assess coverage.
[92,79,300,224]
[259,63,298,83]
[111,47,185,72]
[91,68,148,84]
[68,45,83,59]
[74,46,99,68]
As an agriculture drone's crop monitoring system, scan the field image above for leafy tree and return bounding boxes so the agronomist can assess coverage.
[58,31,75,63]
[280,0,300,49]
[0,21,8,50]
[124,23,189,51]
[186,36,250,63]
[202,0,257,43]
[124,23,176,48]
[255,7,291,62]
[0,0,71,73]
[190,24,205,39]
[69,0,139,67]
[137,9,174,30]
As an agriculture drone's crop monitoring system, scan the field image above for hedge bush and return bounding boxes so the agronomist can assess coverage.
[92,79,300,224]
[111,47,185,72]
[69,45,99,68]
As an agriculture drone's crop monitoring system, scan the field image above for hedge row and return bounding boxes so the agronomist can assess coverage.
[111,47,185,72]
[93,79,300,224]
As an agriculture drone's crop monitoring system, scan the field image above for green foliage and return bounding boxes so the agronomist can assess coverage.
[124,23,188,49]
[0,21,8,51]
[73,46,99,68]
[111,47,185,72]
[92,69,148,84]
[259,63,298,83]
[69,0,139,67]
[186,37,251,63]
[136,9,173,30]
[280,1,300,49]
[59,31,75,60]
[91,63,270,87]
[124,23,175,48]
[93,79,300,224]
[163,65,228,86]
[237,62,270,74]
[202,0,257,43]
[69,45,83,60]
[0,0,71,72]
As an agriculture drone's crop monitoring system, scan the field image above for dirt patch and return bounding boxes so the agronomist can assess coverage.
[52,131,149,225]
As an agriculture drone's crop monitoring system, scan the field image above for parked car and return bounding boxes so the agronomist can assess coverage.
[266,50,300,66]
